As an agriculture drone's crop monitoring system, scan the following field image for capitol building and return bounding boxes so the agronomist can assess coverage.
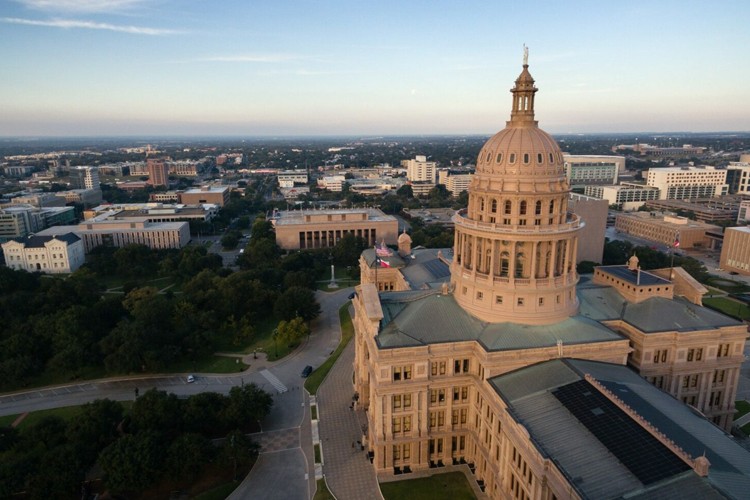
[351,57,750,499]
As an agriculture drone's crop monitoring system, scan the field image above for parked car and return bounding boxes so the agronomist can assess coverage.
[301,365,313,378]
[187,374,195,383]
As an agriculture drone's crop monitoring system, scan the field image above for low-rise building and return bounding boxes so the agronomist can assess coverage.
[277,170,308,187]
[720,226,750,275]
[317,175,346,192]
[272,208,398,250]
[37,220,190,252]
[584,183,660,210]
[2,233,85,274]
[643,199,737,224]
[179,186,230,207]
[614,212,720,249]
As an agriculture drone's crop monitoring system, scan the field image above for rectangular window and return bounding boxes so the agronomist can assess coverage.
[718,343,731,357]
[393,395,401,409]
[476,291,483,300]
[404,394,411,408]
[496,295,503,304]
[517,298,525,306]
[653,349,668,363]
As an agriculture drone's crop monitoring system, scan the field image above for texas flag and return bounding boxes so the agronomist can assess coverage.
[674,237,680,248]
[376,257,391,268]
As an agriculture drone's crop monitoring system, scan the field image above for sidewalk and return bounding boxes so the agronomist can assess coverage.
[317,341,382,499]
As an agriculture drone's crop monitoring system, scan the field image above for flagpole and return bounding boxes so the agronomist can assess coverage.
[374,245,378,292]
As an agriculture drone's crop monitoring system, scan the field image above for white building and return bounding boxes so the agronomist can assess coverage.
[317,175,347,192]
[726,155,750,195]
[563,154,623,186]
[37,220,190,252]
[277,170,308,188]
[73,166,101,190]
[405,155,437,183]
[438,169,473,197]
[2,233,85,274]
[584,184,661,210]
[646,166,727,200]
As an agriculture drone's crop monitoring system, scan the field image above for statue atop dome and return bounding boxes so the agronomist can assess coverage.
[523,44,528,66]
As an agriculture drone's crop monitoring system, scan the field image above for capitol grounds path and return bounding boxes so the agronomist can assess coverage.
[0,288,354,500]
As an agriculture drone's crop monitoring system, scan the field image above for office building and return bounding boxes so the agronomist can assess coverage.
[277,170,308,188]
[272,208,397,250]
[351,60,748,498]
[405,155,437,183]
[720,226,750,275]
[37,219,190,252]
[563,154,623,187]
[72,166,101,190]
[585,183,660,210]
[646,166,727,200]
[568,193,608,264]
[615,212,720,249]
[179,186,230,207]
[147,158,170,187]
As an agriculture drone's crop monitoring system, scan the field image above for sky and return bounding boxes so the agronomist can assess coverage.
[1,0,749,137]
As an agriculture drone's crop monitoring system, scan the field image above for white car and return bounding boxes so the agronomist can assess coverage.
[187,374,195,383]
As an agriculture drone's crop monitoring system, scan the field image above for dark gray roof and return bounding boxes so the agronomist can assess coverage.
[598,265,671,286]
[400,248,451,289]
[362,248,406,269]
[17,233,80,247]
[377,292,624,350]
[578,284,742,333]
[490,359,750,499]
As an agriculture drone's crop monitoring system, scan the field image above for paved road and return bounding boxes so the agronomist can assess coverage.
[0,287,353,500]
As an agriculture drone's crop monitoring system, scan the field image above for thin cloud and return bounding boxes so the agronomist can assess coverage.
[196,54,299,63]
[15,0,145,12]
[1,17,183,35]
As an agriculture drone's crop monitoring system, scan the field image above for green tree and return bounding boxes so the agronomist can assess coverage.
[274,286,321,321]
[129,389,183,435]
[66,399,124,464]
[332,232,367,267]
[165,433,214,481]
[99,432,163,493]
[275,317,310,347]
[577,260,599,274]
[218,430,260,481]
[223,384,274,429]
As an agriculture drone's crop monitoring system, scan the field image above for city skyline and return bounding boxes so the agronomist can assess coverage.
[2,0,749,137]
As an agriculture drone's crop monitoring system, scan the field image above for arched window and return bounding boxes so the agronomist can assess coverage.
[491,199,497,213]
[486,152,492,162]
[480,197,485,211]
[523,153,530,164]
[509,153,516,164]
[515,252,525,278]
[520,200,527,215]
[504,200,512,215]
[500,252,510,277]
[549,200,555,214]
[535,200,542,215]
[549,153,554,163]
[496,153,503,163]
[537,153,543,164]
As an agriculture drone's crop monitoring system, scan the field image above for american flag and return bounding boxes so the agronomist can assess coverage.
[375,240,392,257]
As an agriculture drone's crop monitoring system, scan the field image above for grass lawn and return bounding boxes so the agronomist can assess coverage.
[705,277,750,294]
[314,443,322,463]
[214,317,298,361]
[305,304,354,395]
[702,296,750,320]
[380,472,477,500]
[1,401,133,429]
[736,400,750,419]
[166,355,249,374]
[313,479,335,500]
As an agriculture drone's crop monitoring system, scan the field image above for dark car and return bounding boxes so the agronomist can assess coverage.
[301,365,313,378]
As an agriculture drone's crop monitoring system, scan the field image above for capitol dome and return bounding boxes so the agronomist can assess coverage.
[450,51,583,325]
[474,65,566,180]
